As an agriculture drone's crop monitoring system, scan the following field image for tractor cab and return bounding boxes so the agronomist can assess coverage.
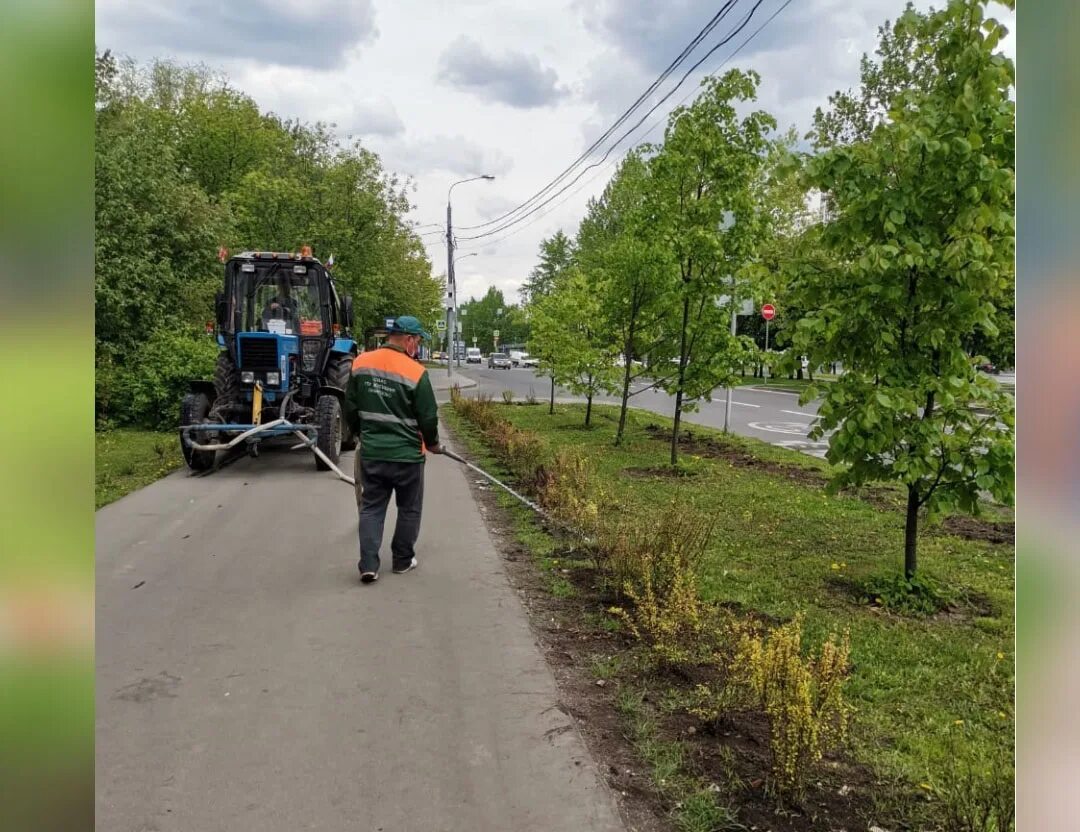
[216,251,352,405]
[180,247,359,473]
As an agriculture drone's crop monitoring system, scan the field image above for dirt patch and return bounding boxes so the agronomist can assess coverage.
[450,422,903,832]
[938,514,1015,545]
[660,707,890,832]
[644,424,829,489]
[623,466,701,480]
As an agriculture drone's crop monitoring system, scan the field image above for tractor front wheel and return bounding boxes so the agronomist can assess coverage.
[314,394,342,471]
[180,392,216,471]
[326,355,357,450]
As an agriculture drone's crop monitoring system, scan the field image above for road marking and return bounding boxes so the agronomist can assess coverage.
[746,386,802,396]
[747,421,818,436]
[780,409,816,418]
[731,401,761,408]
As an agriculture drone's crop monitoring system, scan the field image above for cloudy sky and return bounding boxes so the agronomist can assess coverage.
[96,0,1015,305]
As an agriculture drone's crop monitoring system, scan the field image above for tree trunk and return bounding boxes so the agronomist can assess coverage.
[904,484,920,579]
[616,323,636,446]
[549,373,555,415]
[585,393,593,427]
[670,293,691,467]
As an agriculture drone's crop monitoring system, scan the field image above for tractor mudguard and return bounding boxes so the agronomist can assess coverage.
[315,384,346,402]
[188,380,217,400]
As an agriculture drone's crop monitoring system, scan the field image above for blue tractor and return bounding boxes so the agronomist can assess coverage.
[180,249,358,471]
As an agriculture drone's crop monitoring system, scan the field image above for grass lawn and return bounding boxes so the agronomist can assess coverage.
[95,430,185,508]
[447,401,1014,810]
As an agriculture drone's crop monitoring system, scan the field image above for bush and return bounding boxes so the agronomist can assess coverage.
[726,615,851,800]
[537,447,602,534]
[101,327,219,429]
[502,389,515,404]
[859,572,953,616]
[606,504,718,669]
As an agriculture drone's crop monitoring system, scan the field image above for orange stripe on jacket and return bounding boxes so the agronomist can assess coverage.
[351,347,425,382]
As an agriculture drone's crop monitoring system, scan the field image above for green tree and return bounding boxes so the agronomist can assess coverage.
[576,152,673,443]
[528,269,619,424]
[94,54,440,425]
[808,1,1013,370]
[645,69,776,465]
[786,0,1015,579]
[520,230,574,305]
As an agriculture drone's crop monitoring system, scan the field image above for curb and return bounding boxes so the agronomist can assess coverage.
[432,375,478,392]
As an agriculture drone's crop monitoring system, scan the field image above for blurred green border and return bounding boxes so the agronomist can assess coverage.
[1015,0,1078,827]
[0,0,1068,826]
[0,2,95,830]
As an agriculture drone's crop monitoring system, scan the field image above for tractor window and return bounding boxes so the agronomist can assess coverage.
[237,265,326,334]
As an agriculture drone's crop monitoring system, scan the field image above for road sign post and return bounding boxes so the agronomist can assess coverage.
[761,304,775,380]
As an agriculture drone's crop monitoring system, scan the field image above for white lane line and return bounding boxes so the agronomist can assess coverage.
[746,386,802,396]
[780,409,817,418]
[733,401,761,408]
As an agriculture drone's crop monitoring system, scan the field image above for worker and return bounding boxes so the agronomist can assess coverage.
[261,273,297,329]
[344,316,442,583]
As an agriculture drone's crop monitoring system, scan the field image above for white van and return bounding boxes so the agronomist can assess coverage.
[510,350,539,368]
[466,347,482,364]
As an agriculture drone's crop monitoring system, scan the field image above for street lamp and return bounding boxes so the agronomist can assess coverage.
[446,175,495,377]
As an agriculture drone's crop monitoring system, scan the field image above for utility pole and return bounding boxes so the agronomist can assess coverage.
[445,176,495,377]
[446,199,454,377]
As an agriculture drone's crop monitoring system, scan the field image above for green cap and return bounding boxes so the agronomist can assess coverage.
[390,315,430,340]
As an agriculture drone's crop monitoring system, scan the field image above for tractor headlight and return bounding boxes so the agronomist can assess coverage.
[265,372,280,386]
[241,371,255,384]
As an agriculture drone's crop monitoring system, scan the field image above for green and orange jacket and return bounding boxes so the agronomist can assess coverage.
[343,345,439,463]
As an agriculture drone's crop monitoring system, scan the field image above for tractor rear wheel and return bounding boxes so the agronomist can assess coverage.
[314,394,342,471]
[180,392,215,471]
[326,355,357,450]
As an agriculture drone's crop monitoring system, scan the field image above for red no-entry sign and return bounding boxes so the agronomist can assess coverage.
[761,304,776,321]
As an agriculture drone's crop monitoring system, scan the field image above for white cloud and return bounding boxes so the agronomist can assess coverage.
[95,0,378,69]
[97,0,1016,302]
[437,35,568,108]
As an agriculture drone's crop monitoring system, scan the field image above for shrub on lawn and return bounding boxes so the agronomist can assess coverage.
[538,446,602,536]
[502,389,514,404]
[606,504,718,669]
[727,615,851,800]
[859,572,954,616]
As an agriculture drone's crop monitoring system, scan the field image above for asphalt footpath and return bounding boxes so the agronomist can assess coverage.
[95,422,625,831]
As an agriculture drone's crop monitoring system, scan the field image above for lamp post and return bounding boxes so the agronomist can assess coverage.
[446,175,495,377]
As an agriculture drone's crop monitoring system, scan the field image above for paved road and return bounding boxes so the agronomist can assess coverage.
[441,364,830,458]
[97,440,624,831]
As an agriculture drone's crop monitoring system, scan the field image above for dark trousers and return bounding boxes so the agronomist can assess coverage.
[356,457,425,574]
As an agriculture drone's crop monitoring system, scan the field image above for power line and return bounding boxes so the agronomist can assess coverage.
[455,0,796,254]
[454,0,743,233]
[457,0,771,244]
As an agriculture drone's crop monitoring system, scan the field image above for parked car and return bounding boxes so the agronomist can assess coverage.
[488,353,512,369]
[466,347,482,364]
[977,361,1000,374]
[509,350,539,368]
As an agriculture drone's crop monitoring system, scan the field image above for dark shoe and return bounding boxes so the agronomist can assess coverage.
[360,571,379,584]
[392,558,419,574]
